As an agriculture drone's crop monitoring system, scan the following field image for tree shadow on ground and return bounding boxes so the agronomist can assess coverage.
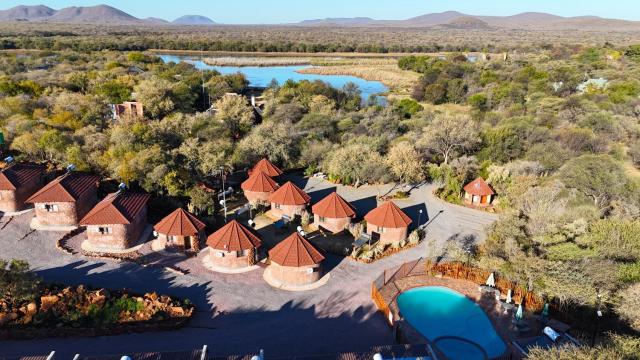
[35,260,213,311]
[1,285,394,359]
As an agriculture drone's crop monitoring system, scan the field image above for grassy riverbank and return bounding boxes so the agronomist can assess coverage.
[197,55,419,94]
[300,58,420,94]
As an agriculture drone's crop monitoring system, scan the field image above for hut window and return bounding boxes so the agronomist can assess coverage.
[44,204,59,212]
[274,203,281,209]
[168,235,175,242]
[216,252,225,257]
[97,227,112,235]
[319,216,326,223]
[377,226,385,233]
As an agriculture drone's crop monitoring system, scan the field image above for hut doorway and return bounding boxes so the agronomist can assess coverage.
[184,236,193,250]
[481,195,489,204]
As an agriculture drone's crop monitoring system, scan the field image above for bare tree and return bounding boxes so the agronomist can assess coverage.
[420,113,479,164]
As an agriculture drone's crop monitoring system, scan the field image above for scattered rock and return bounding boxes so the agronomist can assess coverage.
[40,295,59,312]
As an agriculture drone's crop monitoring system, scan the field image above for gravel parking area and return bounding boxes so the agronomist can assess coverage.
[0,180,497,358]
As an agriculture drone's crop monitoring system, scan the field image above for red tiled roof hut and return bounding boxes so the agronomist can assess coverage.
[268,181,311,219]
[364,201,412,245]
[26,172,99,227]
[268,232,325,286]
[0,163,45,213]
[241,171,279,206]
[80,191,150,251]
[463,177,495,207]
[154,208,206,252]
[206,220,262,270]
[311,192,356,234]
[248,158,283,178]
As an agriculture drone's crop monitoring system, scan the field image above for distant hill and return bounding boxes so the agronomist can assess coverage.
[144,17,170,25]
[172,15,216,25]
[403,11,468,27]
[44,5,141,24]
[299,17,376,26]
[1,4,640,31]
[0,5,55,21]
[440,17,491,30]
[297,10,640,31]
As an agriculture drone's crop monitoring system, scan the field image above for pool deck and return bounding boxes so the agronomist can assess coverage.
[385,276,541,359]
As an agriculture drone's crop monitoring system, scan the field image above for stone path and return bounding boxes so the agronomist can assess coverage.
[0,180,497,359]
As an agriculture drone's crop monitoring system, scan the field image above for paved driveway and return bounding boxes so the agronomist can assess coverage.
[0,180,497,359]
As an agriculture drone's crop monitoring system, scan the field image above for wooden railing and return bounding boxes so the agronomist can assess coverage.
[425,261,544,312]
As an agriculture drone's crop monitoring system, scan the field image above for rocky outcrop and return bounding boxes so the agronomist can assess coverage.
[0,285,194,340]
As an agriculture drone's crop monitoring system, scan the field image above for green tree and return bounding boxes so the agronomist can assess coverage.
[386,141,425,184]
[558,155,628,208]
[134,77,175,119]
[214,95,255,139]
[0,259,41,309]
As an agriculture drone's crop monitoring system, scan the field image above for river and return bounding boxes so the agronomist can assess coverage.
[158,54,388,101]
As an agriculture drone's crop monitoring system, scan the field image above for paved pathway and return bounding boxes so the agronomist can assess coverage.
[0,180,497,359]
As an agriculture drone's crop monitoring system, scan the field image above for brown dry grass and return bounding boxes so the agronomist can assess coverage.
[298,58,421,93]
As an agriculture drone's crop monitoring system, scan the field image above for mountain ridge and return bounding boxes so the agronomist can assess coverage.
[0,4,639,31]
[172,15,216,25]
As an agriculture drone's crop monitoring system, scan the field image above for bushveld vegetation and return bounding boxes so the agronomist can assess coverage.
[1,22,639,53]
[0,29,639,354]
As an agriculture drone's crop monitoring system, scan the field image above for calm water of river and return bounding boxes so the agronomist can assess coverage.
[159,54,388,101]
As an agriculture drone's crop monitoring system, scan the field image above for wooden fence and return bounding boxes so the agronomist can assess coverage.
[371,259,545,322]
[424,261,544,312]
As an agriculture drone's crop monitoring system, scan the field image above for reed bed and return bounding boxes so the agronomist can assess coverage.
[203,56,315,67]
[299,59,420,93]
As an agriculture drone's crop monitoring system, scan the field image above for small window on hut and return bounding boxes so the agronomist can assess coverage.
[44,204,59,212]
[319,216,326,223]
[97,227,112,235]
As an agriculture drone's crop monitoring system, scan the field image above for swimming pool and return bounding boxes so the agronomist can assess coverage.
[397,286,507,360]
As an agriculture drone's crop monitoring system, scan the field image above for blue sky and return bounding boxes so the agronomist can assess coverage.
[2,0,640,23]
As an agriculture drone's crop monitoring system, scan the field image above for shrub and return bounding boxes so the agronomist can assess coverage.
[618,262,640,283]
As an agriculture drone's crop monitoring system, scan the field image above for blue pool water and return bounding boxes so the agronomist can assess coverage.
[158,54,388,101]
[397,286,507,360]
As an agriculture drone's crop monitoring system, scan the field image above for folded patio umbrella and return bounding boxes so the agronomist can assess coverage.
[486,272,496,287]
[506,289,512,304]
[542,303,549,317]
[515,303,524,321]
